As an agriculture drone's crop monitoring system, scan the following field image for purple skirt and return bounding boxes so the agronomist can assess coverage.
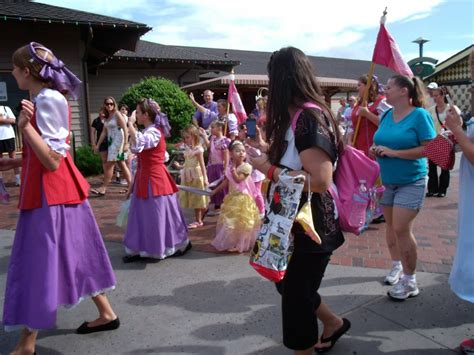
[208,163,227,206]
[3,196,116,331]
[124,184,188,259]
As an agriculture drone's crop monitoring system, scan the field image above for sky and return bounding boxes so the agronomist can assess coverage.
[36,0,473,64]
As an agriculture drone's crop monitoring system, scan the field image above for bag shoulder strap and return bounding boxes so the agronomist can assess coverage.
[291,102,321,132]
[435,106,444,128]
[380,108,392,123]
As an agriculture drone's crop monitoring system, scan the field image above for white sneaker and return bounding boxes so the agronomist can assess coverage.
[15,176,21,186]
[384,265,403,285]
[387,279,419,300]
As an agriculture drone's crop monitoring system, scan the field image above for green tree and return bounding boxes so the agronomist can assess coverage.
[120,77,194,142]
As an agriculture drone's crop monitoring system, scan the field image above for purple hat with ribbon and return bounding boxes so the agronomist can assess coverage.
[372,75,385,94]
[147,98,171,137]
[28,42,82,99]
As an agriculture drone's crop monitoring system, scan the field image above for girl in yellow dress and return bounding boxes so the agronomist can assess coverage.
[175,125,209,229]
[211,140,261,252]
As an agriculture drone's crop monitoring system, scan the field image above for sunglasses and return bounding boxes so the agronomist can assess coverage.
[105,102,115,106]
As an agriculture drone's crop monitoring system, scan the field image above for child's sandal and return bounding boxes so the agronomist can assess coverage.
[187,222,204,229]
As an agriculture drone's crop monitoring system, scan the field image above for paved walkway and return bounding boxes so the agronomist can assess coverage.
[0,228,471,354]
[1,156,470,354]
[0,158,460,273]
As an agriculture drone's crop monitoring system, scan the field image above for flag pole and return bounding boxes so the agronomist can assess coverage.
[224,68,235,137]
[352,7,387,147]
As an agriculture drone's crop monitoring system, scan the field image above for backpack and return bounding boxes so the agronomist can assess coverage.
[292,102,382,236]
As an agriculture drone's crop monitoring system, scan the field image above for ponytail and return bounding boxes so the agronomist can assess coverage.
[390,75,426,108]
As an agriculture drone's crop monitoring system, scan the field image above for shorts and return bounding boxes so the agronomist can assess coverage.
[0,138,15,154]
[98,140,108,152]
[380,177,427,211]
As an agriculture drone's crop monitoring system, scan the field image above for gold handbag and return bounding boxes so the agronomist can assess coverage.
[295,174,322,244]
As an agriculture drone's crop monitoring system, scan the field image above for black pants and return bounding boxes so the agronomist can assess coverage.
[275,252,332,350]
[428,159,450,194]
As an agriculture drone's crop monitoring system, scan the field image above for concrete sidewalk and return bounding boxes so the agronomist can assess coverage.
[0,229,471,355]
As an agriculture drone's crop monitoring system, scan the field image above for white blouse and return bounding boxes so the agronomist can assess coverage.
[131,125,161,153]
[33,88,70,156]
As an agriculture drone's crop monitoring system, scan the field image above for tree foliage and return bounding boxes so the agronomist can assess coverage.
[120,77,194,142]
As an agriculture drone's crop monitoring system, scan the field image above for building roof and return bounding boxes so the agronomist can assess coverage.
[114,41,239,66]
[195,46,396,82]
[119,41,395,83]
[0,1,149,29]
[425,44,473,81]
[0,1,151,72]
[181,74,358,92]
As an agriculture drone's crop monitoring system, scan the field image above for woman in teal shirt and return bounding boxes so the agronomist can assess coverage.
[372,74,435,301]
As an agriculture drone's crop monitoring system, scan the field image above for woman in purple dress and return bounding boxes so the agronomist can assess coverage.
[123,98,190,262]
[3,42,119,355]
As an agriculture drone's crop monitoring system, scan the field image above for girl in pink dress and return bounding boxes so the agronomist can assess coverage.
[238,123,265,215]
[211,140,261,252]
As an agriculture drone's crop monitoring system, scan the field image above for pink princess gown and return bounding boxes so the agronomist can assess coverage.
[212,163,261,252]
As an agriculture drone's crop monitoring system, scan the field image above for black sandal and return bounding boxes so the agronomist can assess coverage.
[314,318,351,353]
[90,188,106,196]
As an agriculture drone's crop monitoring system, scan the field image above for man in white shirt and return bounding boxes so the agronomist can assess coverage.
[0,105,20,186]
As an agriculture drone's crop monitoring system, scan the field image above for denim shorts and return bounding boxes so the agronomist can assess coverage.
[380,177,427,211]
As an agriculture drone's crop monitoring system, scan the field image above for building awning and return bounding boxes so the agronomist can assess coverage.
[181,74,358,92]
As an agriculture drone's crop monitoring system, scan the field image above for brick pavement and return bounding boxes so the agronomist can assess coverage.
[0,170,459,273]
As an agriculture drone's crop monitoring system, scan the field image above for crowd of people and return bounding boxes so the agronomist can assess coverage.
[0,41,472,355]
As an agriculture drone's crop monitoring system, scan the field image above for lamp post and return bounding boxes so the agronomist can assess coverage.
[408,37,437,78]
[412,37,430,58]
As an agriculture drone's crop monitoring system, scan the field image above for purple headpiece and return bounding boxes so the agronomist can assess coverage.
[147,98,171,137]
[28,42,82,99]
[372,75,385,95]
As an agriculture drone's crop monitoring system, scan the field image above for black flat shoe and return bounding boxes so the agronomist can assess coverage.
[426,192,435,197]
[436,193,446,198]
[170,242,193,258]
[122,255,142,263]
[76,317,120,334]
[314,318,351,353]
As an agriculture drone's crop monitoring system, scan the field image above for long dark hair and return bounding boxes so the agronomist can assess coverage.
[358,74,380,103]
[265,47,342,164]
[390,75,426,108]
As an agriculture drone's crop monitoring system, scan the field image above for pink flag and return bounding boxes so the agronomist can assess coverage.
[228,75,247,124]
[372,21,413,77]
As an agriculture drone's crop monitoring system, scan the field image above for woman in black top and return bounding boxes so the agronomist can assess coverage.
[90,108,109,168]
[249,47,350,354]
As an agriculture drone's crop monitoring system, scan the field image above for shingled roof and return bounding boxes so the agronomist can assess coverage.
[118,40,395,82]
[184,46,396,82]
[114,41,240,66]
[0,1,149,29]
